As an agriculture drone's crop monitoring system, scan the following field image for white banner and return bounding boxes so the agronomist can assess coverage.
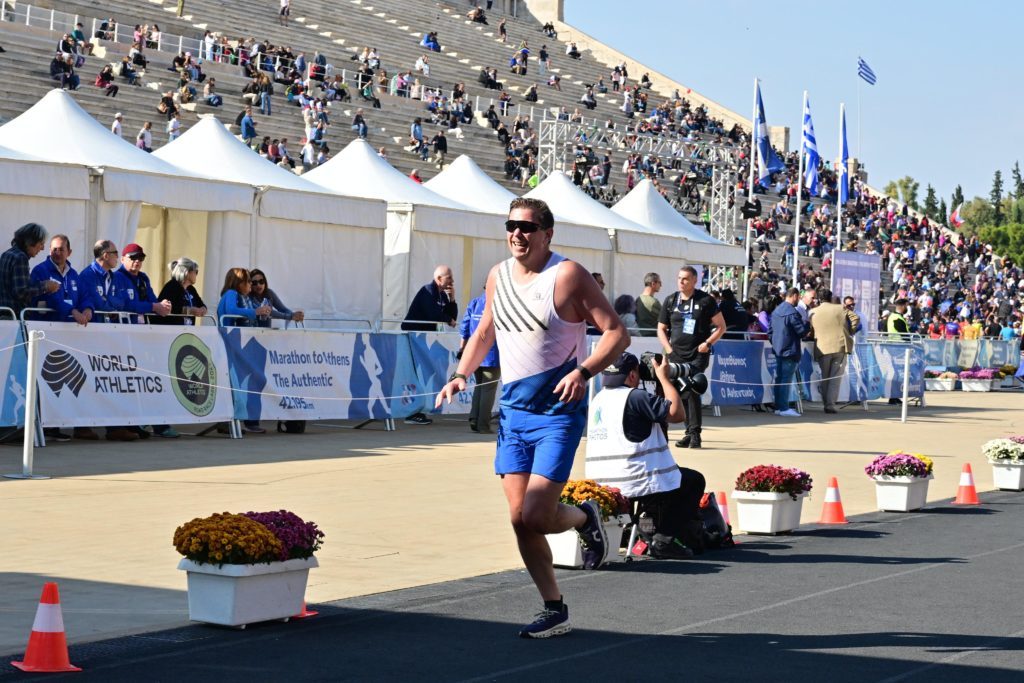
[27,322,233,428]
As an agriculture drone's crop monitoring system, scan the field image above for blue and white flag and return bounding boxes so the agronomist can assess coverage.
[838,104,849,205]
[858,58,876,85]
[802,95,819,196]
[754,82,785,184]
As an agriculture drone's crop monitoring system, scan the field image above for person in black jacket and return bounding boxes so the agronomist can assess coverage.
[401,265,457,425]
[154,257,207,325]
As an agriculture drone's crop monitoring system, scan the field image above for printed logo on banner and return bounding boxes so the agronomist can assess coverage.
[41,350,87,397]
[168,333,218,416]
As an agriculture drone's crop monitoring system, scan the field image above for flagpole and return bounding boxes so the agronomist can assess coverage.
[857,72,861,158]
[793,90,806,288]
[742,77,758,301]
[837,102,844,252]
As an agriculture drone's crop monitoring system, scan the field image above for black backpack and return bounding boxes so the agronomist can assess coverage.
[276,420,307,434]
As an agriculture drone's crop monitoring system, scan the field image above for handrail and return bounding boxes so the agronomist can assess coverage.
[285,317,373,331]
[375,318,448,332]
[144,313,218,326]
[0,306,17,321]
[18,307,52,323]
[218,314,252,327]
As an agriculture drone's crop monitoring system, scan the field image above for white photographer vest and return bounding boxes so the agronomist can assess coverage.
[585,387,681,498]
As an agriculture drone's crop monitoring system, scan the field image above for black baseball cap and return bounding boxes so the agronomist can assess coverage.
[601,352,639,387]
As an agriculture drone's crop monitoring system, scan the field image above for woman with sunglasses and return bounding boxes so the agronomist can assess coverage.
[216,268,271,327]
[248,268,304,328]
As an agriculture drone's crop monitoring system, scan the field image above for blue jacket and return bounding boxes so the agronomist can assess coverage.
[241,114,256,140]
[768,301,809,359]
[460,294,498,367]
[78,261,132,322]
[402,281,457,331]
[30,258,89,321]
[217,290,257,326]
[117,265,159,321]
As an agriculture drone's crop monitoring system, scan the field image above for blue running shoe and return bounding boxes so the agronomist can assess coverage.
[577,500,606,569]
[518,605,571,638]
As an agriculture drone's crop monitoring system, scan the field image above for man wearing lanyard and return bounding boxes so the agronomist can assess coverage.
[30,234,92,326]
[657,266,725,449]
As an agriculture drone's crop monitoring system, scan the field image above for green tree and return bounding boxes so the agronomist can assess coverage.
[922,184,939,220]
[962,196,994,230]
[895,176,920,209]
[1012,161,1024,199]
[883,180,899,199]
[951,184,965,210]
[939,198,948,225]
[991,170,1004,226]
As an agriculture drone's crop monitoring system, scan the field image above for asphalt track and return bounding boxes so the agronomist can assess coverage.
[3,491,1022,682]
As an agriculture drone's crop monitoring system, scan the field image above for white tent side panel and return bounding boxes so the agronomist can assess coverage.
[612,253,684,305]
[382,211,413,323]
[203,211,253,309]
[0,159,89,200]
[614,231,688,259]
[1,196,90,274]
[101,170,253,214]
[94,199,142,256]
[259,188,386,229]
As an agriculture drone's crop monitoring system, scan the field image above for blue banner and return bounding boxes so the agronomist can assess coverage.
[831,251,881,340]
[709,341,763,405]
[0,322,26,427]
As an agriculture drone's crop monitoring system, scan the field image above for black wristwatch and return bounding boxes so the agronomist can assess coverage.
[577,366,593,381]
[449,372,467,383]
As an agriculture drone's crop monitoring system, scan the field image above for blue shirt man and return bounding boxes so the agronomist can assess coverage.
[459,291,500,433]
[29,234,92,324]
[768,288,809,416]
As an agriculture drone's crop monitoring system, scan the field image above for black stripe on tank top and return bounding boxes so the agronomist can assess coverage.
[495,263,533,332]
[499,260,549,331]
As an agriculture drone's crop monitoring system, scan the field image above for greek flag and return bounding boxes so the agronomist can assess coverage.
[858,58,876,85]
[802,96,819,196]
[755,82,785,184]
[838,105,849,204]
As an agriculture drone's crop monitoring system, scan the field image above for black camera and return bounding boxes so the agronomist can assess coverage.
[638,352,708,395]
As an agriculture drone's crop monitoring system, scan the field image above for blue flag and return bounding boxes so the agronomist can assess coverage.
[858,58,876,85]
[755,82,785,185]
[838,105,849,205]
[802,96,819,196]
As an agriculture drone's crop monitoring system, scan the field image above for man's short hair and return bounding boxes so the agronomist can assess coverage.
[785,287,800,298]
[679,265,698,278]
[643,272,660,287]
[12,223,47,251]
[508,197,554,230]
[50,234,71,252]
[93,239,114,259]
[895,298,908,306]
[819,288,833,302]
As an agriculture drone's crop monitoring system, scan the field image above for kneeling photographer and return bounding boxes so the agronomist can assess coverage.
[585,352,707,559]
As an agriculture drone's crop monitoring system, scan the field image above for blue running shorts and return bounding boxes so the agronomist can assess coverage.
[494,407,587,482]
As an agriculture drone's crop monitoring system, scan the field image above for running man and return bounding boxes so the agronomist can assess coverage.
[437,198,629,638]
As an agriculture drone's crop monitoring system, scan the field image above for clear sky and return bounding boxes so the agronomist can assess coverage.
[564,0,1023,206]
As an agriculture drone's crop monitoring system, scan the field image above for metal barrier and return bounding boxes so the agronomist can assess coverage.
[0,306,15,320]
[375,318,447,332]
[285,317,373,331]
[143,313,218,326]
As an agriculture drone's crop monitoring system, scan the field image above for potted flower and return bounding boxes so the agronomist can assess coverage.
[924,370,958,391]
[959,368,996,392]
[732,465,813,534]
[983,437,1024,490]
[546,480,632,568]
[865,452,933,511]
[174,510,325,627]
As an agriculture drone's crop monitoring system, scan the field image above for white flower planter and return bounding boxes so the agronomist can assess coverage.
[547,514,631,568]
[178,557,318,627]
[872,475,932,511]
[732,491,806,534]
[990,461,1024,491]
[960,379,992,392]
[924,378,956,391]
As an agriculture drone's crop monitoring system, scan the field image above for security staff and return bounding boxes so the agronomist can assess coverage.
[585,352,706,559]
[656,266,725,449]
[887,298,910,340]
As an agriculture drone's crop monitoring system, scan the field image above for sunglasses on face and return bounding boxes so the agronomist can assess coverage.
[251,279,266,285]
[505,219,543,234]
[104,250,119,256]
[127,254,145,262]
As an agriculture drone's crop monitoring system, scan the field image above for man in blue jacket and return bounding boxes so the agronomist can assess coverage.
[116,243,171,324]
[768,287,809,417]
[401,265,457,425]
[459,288,499,433]
[79,240,130,322]
[30,234,92,325]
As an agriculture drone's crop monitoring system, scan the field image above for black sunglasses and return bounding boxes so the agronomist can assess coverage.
[251,278,266,285]
[128,253,146,262]
[505,219,543,234]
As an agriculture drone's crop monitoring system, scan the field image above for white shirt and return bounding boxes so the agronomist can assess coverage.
[111,119,122,137]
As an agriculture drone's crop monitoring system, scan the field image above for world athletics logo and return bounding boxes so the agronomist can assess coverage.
[41,350,87,397]
[168,333,217,417]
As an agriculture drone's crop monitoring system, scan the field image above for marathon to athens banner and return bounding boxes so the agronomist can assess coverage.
[874,343,925,398]
[26,322,233,428]
[831,251,881,340]
[709,341,764,406]
[219,328,404,421]
[922,338,1021,370]
[0,321,27,427]
[406,332,473,416]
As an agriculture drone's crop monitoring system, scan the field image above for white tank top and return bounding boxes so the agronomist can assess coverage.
[585,386,681,497]
[492,252,586,414]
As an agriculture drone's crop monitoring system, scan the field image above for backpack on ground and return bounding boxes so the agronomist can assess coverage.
[276,420,307,434]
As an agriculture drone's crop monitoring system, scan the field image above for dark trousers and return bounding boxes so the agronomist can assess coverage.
[636,467,706,540]
[470,366,500,431]
[670,351,709,436]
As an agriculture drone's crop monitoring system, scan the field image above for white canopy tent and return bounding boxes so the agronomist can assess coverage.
[0,90,252,286]
[0,143,91,267]
[526,173,691,301]
[612,179,745,267]
[154,117,387,322]
[425,155,613,295]
[306,141,504,322]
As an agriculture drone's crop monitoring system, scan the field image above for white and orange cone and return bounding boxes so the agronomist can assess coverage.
[12,582,81,672]
[818,477,848,524]
[293,601,318,619]
[953,463,981,505]
[715,491,731,528]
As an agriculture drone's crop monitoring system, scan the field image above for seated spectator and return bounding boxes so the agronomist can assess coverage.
[541,21,557,38]
[120,56,140,85]
[351,108,368,139]
[277,137,296,169]
[524,83,539,102]
[641,72,652,89]
[129,42,148,70]
[157,91,178,120]
[204,78,223,106]
[485,104,500,129]
[246,269,302,327]
[467,7,488,24]
[217,267,270,327]
[414,54,430,77]
[566,42,581,59]
[420,31,441,52]
[1,223,60,317]
[95,64,119,97]
[547,73,561,91]
[71,22,94,56]
[95,18,116,42]
[580,87,597,110]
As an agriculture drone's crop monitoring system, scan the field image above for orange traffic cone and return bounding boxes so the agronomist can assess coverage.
[715,491,731,528]
[293,601,318,619]
[953,463,980,505]
[12,582,81,672]
[818,477,848,524]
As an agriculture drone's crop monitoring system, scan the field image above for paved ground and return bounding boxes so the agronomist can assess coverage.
[0,390,1021,679]
[2,490,1022,681]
